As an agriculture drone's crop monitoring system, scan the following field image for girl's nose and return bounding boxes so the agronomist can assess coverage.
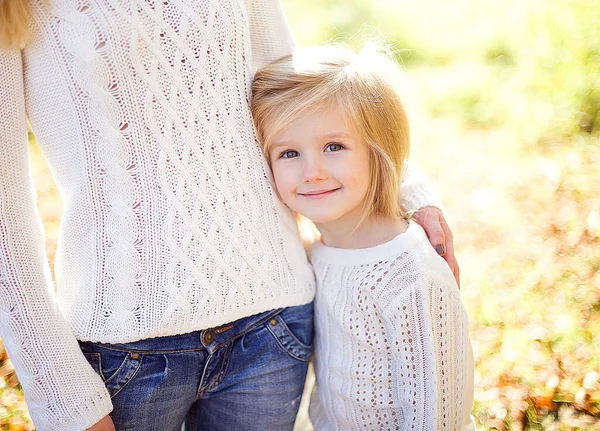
[302,157,327,183]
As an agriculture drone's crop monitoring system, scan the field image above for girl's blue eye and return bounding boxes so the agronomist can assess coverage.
[281,150,299,159]
[325,143,344,152]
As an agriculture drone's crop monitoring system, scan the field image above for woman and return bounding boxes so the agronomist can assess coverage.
[0,1,458,430]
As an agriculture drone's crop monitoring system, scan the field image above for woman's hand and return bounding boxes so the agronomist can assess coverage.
[86,415,116,431]
[412,206,460,288]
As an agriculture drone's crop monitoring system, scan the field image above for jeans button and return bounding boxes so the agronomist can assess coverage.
[202,329,214,345]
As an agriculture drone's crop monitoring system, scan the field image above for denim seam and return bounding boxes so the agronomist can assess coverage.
[83,352,105,381]
[96,353,105,381]
[197,311,282,396]
[206,308,283,351]
[104,353,135,386]
[214,343,231,388]
[197,352,213,398]
[109,355,144,399]
[82,343,206,354]
[274,314,312,349]
[204,342,233,393]
[187,407,197,430]
[266,323,312,362]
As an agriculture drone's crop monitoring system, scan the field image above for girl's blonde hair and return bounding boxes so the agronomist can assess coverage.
[251,44,411,222]
[0,0,35,50]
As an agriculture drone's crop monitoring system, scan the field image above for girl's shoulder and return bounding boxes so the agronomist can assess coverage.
[311,221,457,298]
[356,223,459,306]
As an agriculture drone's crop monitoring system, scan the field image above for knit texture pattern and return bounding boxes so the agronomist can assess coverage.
[0,1,440,429]
[309,221,475,431]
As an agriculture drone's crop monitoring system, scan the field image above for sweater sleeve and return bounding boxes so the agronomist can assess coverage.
[0,49,112,431]
[400,162,445,214]
[381,275,475,430]
[244,0,295,73]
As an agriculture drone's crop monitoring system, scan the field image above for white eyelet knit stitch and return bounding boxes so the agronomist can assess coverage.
[308,221,475,431]
[0,1,440,429]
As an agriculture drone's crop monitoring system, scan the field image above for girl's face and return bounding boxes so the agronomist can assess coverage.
[267,106,371,228]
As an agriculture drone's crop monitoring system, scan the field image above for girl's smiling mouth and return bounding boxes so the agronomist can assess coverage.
[298,188,341,199]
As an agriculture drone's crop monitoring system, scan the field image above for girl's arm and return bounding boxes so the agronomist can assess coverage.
[0,49,112,431]
[382,275,475,430]
[244,0,295,73]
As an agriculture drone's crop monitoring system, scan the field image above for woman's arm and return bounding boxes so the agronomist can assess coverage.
[401,163,460,285]
[0,49,112,431]
[244,0,295,73]
[382,275,474,430]
[400,162,444,214]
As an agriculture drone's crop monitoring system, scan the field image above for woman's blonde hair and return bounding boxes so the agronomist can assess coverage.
[0,0,35,50]
[251,44,411,222]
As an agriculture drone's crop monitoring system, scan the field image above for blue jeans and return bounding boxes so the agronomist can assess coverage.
[78,303,313,430]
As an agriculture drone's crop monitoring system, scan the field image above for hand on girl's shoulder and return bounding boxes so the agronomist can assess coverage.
[369,228,461,309]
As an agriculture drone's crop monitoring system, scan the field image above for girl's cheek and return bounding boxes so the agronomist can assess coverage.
[272,171,290,198]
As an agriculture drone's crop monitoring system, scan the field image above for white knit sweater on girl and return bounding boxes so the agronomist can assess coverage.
[309,221,475,431]
[0,1,441,429]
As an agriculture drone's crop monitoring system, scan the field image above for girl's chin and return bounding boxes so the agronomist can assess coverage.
[308,214,344,226]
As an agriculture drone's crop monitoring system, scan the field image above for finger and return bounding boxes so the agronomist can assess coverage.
[414,209,446,256]
[439,214,455,262]
[453,262,461,289]
[439,214,460,287]
[446,255,460,289]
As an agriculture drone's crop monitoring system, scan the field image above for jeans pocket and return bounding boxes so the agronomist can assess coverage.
[82,352,102,378]
[79,342,143,398]
[266,302,313,362]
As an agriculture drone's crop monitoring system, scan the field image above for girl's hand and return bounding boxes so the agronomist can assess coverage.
[413,206,460,288]
[86,415,116,431]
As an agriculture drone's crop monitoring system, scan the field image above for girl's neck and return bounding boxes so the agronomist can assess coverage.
[316,215,409,249]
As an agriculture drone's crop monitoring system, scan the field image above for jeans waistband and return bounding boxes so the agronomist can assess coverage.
[96,308,283,353]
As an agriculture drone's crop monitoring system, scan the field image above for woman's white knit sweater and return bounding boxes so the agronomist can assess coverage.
[0,1,441,429]
[309,221,475,431]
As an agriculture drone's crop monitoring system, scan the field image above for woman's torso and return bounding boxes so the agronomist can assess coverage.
[19,0,314,342]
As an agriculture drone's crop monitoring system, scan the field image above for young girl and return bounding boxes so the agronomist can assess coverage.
[252,45,476,430]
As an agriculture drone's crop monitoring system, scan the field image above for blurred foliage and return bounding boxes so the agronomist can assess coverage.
[0,341,33,430]
[285,0,600,138]
[2,0,600,429]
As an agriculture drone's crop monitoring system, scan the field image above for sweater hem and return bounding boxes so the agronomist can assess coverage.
[76,290,315,344]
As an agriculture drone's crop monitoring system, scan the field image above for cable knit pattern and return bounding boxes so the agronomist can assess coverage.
[308,221,475,431]
[0,1,440,429]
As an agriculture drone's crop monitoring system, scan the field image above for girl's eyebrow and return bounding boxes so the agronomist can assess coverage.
[269,141,291,151]
[270,132,352,150]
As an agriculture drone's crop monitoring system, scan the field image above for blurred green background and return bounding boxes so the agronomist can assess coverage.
[1,0,599,429]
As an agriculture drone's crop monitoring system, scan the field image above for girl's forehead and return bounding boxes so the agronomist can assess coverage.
[295,103,357,130]
[263,97,363,152]
[277,107,355,138]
